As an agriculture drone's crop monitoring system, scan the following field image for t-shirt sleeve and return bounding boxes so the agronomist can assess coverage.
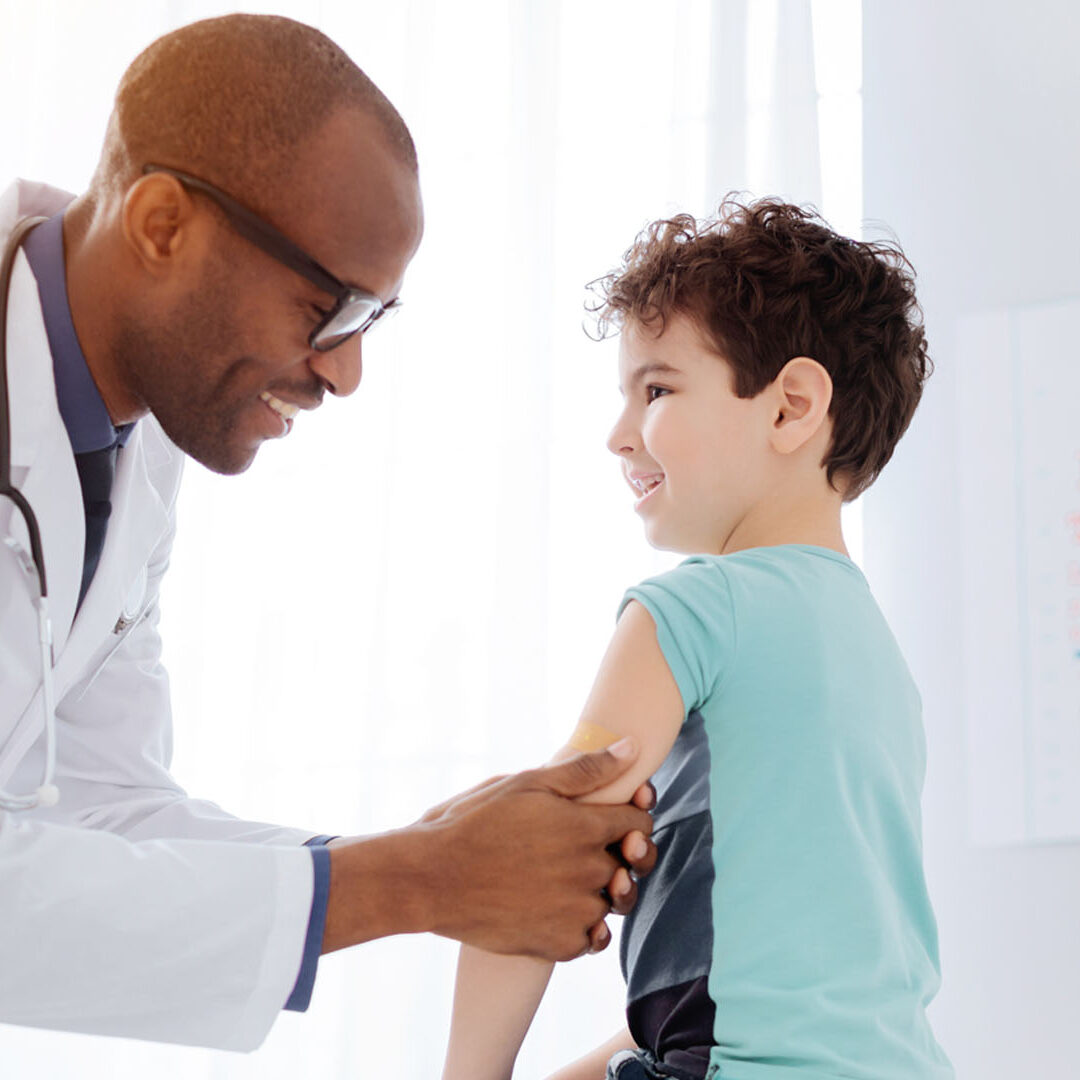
[618,556,736,719]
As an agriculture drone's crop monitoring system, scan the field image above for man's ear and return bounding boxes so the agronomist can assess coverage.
[768,356,833,455]
[120,172,199,274]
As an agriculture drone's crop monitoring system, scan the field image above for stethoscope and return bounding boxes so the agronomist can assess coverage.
[0,215,60,811]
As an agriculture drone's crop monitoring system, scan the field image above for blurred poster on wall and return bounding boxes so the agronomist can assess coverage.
[957,298,1080,845]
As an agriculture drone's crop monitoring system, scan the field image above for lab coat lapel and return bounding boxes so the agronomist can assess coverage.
[2,181,88,658]
[0,251,83,784]
[5,251,82,653]
[57,420,169,683]
[4,220,169,687]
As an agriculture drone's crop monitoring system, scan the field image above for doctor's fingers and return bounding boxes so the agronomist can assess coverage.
[571,799,655,856]
[417,773,511,824]
[603,865,639,918]
[632,779,657,810]
[587,917,613,954]
[436,837,619,960]
[615,828,658,879]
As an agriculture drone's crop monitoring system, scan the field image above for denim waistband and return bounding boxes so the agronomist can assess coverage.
[605,1048,707,1080]
[606,1049,660,1080]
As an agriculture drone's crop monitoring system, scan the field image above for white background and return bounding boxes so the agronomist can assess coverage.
[862,1,1080,1075]
[2,2,876,1077]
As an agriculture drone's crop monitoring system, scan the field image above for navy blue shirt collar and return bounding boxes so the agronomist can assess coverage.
[21,211,134,454]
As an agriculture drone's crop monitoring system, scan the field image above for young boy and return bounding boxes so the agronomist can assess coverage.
[441,198,954,1080]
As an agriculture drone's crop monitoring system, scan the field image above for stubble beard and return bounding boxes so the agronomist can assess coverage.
[112,273,262,475]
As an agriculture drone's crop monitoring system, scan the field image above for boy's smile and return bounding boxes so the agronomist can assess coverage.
[608,314,772,555]
[627,469,665,504]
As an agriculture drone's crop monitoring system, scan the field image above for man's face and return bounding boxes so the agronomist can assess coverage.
[120,109,423,475]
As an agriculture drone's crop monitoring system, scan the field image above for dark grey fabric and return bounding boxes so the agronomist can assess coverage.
[620,708,716,1074]
[626,977,714,1078]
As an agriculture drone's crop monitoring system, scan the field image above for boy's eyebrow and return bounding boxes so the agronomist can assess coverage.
[620,362,683,395]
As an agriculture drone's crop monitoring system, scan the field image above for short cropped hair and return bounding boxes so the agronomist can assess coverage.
[590,197,931,501]
[94,14,415,213]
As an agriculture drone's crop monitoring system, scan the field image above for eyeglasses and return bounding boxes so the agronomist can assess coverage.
[142,164,399,351]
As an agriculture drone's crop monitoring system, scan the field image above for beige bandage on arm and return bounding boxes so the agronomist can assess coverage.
[566,720,621,753]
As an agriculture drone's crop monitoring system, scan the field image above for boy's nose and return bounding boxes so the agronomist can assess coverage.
[606,413,636,456]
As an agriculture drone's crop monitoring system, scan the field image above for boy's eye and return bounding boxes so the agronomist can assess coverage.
[646,385,671,402]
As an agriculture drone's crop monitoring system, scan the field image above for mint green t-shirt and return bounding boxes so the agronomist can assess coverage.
[617,545,953,1080]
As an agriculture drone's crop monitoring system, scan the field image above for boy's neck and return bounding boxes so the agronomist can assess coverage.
[718,485,849,559]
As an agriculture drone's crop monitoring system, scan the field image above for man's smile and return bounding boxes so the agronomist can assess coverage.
[259,390,301,421]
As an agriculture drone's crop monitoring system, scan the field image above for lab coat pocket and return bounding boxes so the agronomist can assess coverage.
[113,565,149,635]
[68,567,152,703]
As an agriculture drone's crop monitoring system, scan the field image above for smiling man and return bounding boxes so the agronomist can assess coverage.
[0,15,655,1051]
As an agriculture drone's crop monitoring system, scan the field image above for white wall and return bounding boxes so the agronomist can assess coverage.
[861,2,1080,1076]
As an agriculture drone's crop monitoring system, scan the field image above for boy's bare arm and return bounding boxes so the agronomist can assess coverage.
[544,1026,637,1080]
[441,602,683,1079]
[443,948,555,1080]
[321,741,658,959]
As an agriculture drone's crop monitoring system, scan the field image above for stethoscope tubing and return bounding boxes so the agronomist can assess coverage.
[0,215,60,811]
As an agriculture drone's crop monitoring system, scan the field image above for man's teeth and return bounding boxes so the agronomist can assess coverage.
[260,391,299,420]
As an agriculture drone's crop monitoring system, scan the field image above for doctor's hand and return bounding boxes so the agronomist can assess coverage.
[416,737,656,959]
[414,760,655,948]
[321,740,656,962]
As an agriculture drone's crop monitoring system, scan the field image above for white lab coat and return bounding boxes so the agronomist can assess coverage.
[0,180,318,1050]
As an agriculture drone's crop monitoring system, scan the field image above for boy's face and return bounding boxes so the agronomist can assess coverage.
[608,314,775,554]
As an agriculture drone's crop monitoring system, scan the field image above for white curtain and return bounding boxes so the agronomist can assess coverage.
[0,1,860,1076]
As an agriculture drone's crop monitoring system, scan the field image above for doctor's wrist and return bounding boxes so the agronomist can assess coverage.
[321,827,436,953]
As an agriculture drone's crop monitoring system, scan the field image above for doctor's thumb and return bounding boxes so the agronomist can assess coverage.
[537,737,638,800]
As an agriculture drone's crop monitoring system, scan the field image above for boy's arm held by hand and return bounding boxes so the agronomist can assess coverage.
[440,602,682,1079]
[322,733,657,957]
[559,600,684,805]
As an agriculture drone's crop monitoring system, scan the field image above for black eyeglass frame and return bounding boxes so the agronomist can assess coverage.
[142,164,398,351]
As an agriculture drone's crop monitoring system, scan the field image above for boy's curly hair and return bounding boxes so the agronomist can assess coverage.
[589,196,931,501]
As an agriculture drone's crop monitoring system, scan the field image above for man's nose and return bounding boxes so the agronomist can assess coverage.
[309,333,363,397]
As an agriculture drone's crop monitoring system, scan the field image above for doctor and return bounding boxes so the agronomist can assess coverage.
[0,14,656,1051]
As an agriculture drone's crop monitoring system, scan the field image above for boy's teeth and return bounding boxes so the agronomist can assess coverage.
[260,391,299,420]
[635,476,663,493]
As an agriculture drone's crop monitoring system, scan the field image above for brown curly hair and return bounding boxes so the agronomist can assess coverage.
[589,197,931,501]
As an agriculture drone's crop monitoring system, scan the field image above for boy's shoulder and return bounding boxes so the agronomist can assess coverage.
[627,554,731,608]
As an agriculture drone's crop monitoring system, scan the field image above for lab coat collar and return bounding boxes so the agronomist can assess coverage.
[0,178,74,236]
[0,286,171,785]
[3,188,172,729]
[5,253,171,663]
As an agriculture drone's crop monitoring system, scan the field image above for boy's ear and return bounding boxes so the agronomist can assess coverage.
[768,356,833,455]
